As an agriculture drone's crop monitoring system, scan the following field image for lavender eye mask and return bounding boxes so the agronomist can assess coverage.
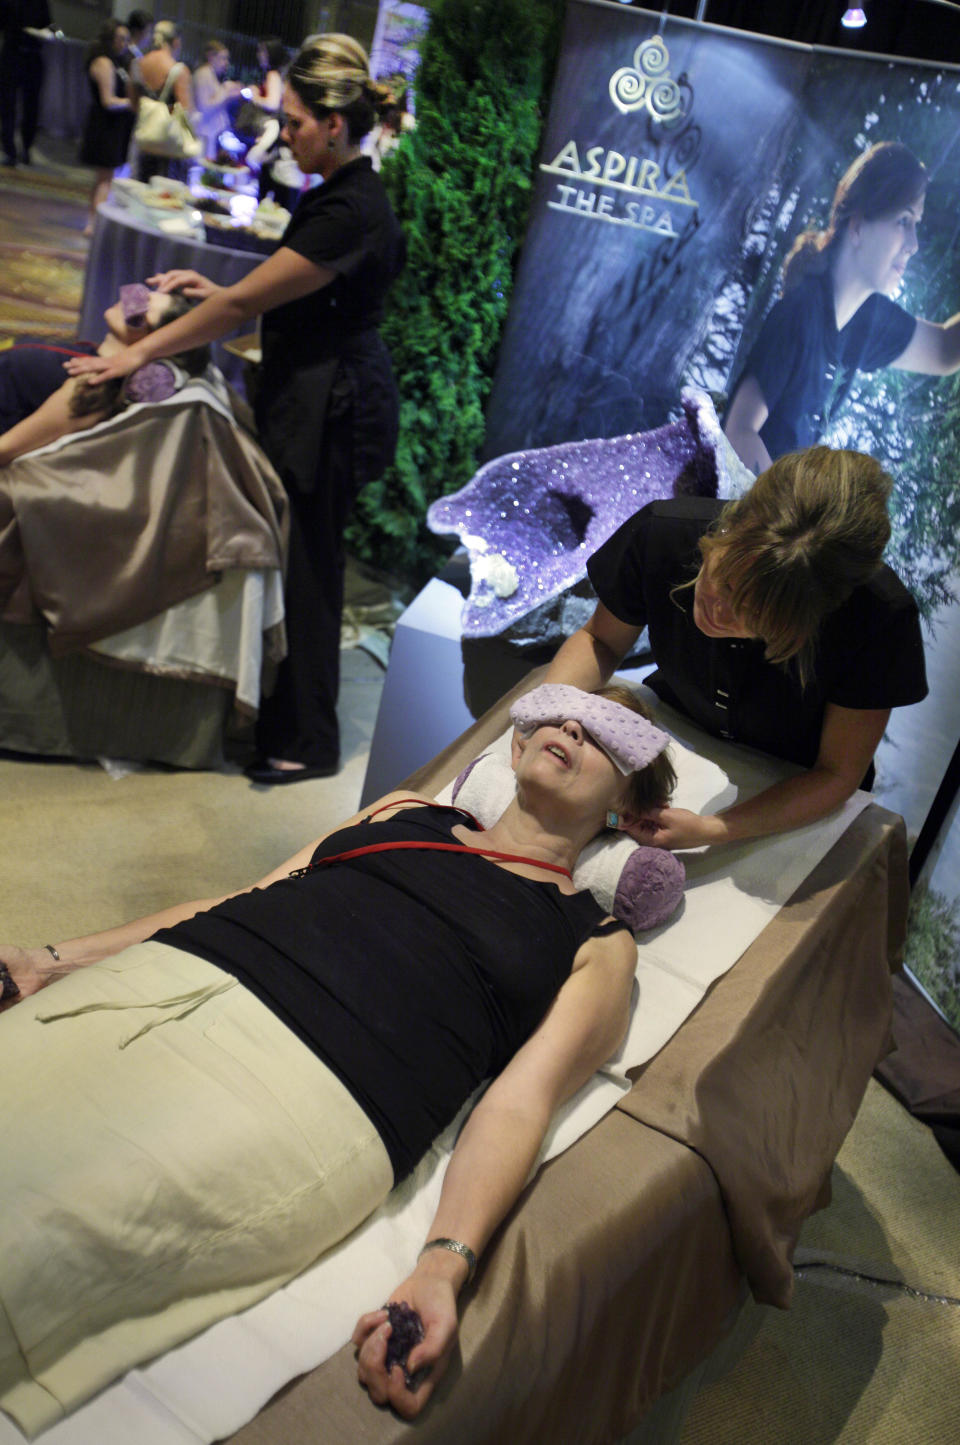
[510,684,671,774]
[119,283,153,328]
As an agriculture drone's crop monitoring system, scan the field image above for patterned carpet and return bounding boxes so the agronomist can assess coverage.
[0,156,90,342]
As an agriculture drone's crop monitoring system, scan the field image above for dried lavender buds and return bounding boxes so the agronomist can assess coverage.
[384,1300,425,1390]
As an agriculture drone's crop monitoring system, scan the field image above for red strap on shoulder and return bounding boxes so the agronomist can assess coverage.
[290,797,572,879]
[304,839,572,878]
[8,342,95,357]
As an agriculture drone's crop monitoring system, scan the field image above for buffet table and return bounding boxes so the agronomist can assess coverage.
[80,201,264,387]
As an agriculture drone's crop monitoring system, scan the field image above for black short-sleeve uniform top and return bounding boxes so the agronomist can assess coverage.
[255,156,406,493]
[587,498,927,771]
[726,271,917,460]
[156,806,616,1182]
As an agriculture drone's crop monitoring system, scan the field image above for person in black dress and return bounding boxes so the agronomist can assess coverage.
[79,19,135,236]
[65,34,406,783]
[546,446,927,850]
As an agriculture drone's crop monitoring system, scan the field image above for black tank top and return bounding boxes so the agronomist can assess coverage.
[156,806,612,1179]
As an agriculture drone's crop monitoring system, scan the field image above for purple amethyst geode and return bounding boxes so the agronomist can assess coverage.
[427,389,750,638]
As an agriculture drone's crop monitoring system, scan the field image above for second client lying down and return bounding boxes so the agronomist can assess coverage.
[0,683,684,1435]
[0,282,209,468]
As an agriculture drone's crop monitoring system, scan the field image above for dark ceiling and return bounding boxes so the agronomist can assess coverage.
[630,1,960,68]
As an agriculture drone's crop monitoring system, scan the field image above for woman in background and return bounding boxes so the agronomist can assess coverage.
[134,17,193,181]
[192,36,241,158]
[120,10,152,174]
[255,35,285,114]
[65,34,407,783]
[242,35,287,174]
[122,8,153,86]
[364,87,408,171]
[724,142,960,473]
[79,19,134,235]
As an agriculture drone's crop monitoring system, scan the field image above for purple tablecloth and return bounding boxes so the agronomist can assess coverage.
[80,201,264,388]
[38,37,88,142]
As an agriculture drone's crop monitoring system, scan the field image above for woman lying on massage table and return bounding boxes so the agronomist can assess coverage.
[0,284,209,468]
[0,684,679,1435]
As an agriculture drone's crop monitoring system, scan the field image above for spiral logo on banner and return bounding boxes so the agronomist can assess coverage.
[609,37,684,124]
[539,28,698,238]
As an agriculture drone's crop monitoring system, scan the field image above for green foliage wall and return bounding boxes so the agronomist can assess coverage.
[344,0,561,586]
[905,884,960,1032]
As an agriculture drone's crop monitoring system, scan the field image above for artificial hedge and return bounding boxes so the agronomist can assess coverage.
[344,0,562,586]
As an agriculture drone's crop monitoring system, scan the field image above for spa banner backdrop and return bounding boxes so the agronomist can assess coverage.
[483,0,960,1026]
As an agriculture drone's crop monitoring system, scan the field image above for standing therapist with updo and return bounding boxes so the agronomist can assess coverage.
[66,34,406,783]
[545,446,928,851]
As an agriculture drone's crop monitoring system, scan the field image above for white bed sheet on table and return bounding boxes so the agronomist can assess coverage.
[90,568,285,715]
[2,695,870,1445]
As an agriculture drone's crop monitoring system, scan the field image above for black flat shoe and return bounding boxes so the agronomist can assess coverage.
[244,759,339,785]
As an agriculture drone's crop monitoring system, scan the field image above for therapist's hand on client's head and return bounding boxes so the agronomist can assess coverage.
[147,269,221,301]
[64,347,141,382]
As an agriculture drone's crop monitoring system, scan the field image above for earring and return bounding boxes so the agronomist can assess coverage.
[606,811,619,830]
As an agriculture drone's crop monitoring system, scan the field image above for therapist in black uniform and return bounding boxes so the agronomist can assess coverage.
[545,446,927,851]
[65,34,406,783]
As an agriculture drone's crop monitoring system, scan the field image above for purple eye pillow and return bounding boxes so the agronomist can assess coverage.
[510,684,671,773]
[119,282,152,327]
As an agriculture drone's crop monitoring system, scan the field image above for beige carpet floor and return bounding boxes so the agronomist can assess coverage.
[0,143,90,342]
[0,647,387,944]
[679,1079,960,1445]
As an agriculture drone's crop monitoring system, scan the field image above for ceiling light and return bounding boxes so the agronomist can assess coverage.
[841,7,868,26]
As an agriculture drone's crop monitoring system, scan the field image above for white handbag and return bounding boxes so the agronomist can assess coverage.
[135,64,203,159]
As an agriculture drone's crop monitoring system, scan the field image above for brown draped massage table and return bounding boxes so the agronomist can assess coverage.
[0,382,288,768]
[225,675,906,1445]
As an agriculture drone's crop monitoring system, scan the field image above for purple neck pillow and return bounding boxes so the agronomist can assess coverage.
[123,361,180,405]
